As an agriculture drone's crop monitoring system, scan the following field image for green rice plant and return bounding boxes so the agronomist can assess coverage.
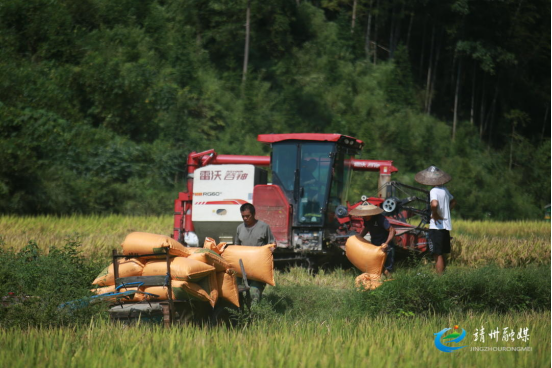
[0,214,172,257]
[0,216,549,267]
[0,311,548,368]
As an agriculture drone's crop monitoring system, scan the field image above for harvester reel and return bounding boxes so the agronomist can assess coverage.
[382,197,398,214]
[379,181,431,229]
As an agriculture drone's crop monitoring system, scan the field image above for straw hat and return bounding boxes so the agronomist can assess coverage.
[414,165,452,186]
[349,202,383,217]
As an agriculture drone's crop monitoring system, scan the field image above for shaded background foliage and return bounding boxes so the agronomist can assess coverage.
[0,0,549,219]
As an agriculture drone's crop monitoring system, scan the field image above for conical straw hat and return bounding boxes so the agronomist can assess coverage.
[349,203,384,217]
[414,165,452,186]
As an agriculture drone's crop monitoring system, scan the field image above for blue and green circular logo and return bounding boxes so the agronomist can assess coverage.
[434,325,467,353]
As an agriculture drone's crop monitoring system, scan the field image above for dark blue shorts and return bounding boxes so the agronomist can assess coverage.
[428,229,451,255]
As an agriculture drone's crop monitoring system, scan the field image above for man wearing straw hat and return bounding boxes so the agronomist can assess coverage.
[415,165,457,275]
[350,203,396,277]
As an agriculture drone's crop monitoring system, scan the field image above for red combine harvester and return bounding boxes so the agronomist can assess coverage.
[173,133,430,268]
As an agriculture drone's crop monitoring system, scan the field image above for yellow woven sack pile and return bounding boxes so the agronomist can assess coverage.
[189,248,230,272]
[138,281,214,306]
[90,232,208,303]
[142,257,215,281]
[91,232,239,307]
[92,258,144,286]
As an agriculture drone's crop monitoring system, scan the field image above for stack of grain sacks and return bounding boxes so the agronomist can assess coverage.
[91,232,275,308]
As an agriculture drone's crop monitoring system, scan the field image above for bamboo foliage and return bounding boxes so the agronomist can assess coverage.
[0,0,548,219]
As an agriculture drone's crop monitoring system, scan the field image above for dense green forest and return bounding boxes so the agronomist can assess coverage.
[0,0,549,220]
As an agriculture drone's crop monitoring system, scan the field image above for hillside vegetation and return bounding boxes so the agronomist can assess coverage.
[0,0,549,219]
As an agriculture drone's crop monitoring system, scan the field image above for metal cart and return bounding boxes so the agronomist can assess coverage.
[107,249,251,327]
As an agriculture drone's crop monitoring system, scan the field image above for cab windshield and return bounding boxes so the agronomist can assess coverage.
[298,143,333,224]
[271,142,334,225]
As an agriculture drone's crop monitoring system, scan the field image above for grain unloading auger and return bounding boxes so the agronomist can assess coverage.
[173,133,430,267]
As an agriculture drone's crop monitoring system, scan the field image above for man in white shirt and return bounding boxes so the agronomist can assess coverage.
[415,166,457,275]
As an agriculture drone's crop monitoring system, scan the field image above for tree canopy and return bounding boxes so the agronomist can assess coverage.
[0,0,549,220]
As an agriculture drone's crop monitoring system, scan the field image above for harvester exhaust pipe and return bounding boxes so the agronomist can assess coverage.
[378,167,392,199]
[349,159,398,199]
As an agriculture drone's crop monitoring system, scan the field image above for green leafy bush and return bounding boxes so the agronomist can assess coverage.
[0,239,106,328]
[347,265,551,317]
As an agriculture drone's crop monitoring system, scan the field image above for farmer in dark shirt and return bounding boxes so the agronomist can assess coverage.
[234,203,275,303]
[350,202,396,277]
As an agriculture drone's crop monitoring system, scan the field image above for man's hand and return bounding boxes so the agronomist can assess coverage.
[431,212,444,221]
[381,243,388,249]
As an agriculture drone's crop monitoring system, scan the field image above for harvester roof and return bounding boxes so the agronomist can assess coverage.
[257,133,364,149]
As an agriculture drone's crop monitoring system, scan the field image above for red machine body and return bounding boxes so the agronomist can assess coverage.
[173,133,429,260]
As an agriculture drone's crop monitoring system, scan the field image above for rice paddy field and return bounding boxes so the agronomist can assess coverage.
[0,215,550,367]
[0,215,549,266]
[0,311,549,368]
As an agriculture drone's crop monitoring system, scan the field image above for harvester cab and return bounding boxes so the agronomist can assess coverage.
[173,133,429,265]
[254,134,363,255]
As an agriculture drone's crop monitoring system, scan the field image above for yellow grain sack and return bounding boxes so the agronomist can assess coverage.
[142,258,215,281]
[90,285,139,303]
[345,235,386,274]
[140,281,213,305]
[114,286,142,303]
[216,242,227,253]
[90,285,117,295]
[203,237,223,255]
[189,248,230,272]
[92,258,144,286]
[355,273,383,291]
[221,244,275,286]
[121,232,192,258]
[197,271,219,307]
[216,270,240,307]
